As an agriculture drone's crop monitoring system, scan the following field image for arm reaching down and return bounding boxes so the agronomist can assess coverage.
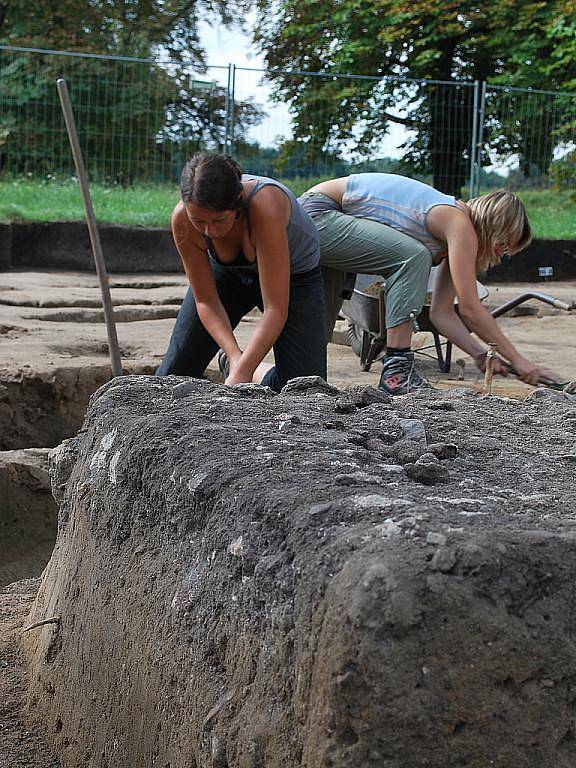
[225,185,291,384]
[429,260,509,376]
[427,205,542,385]
[172,203,242,365]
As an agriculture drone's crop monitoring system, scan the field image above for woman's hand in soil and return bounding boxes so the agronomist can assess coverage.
[225,353,252,385]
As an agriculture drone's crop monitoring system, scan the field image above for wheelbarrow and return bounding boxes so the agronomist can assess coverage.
[341,270,575,374]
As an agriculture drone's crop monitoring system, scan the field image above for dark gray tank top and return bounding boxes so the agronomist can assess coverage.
[206,175,320,274]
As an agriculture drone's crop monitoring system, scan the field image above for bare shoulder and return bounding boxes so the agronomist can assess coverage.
[308,177,347,201]
[171,200,187,230]
[249,182,291,226]
[171,201,205,252]
[428,203,474,240]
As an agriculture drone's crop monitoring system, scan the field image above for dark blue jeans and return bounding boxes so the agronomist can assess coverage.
[156,263,327,392]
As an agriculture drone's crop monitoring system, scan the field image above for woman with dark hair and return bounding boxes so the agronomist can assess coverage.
[157,153,326,391]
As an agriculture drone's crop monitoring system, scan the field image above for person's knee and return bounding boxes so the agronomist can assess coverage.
[392,246,430,293]
[402,244,432,279]
[384,248,431,327]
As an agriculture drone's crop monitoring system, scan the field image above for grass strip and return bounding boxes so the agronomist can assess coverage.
[0,178,573,239]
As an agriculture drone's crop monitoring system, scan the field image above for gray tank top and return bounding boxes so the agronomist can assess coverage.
[206,175,320,274]
[343,174,459,260]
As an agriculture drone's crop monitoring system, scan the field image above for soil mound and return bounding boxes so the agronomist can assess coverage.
[22,376,576,767]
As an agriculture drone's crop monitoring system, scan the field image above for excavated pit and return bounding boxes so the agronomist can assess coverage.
[0,449,56,588]
[0,367,106,588]
[21,374,576,768]
[0,362,159,587]
[0,365,122,452]
[0,271,177,584]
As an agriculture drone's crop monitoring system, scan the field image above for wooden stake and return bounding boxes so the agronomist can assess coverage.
[484,343,497,395]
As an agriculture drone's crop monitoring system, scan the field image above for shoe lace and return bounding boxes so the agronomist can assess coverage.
[384,355,413,380]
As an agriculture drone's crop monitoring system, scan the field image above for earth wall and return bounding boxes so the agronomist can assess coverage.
[22,375,576,768]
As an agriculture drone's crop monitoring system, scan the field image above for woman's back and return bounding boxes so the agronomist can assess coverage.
[243,175,320,274]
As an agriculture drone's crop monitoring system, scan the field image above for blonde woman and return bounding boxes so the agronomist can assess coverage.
[300,174,543,395]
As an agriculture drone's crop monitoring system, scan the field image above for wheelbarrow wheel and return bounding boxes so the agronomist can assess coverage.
[346,321,364,358]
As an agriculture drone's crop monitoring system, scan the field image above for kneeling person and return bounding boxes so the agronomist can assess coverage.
[157,153,326,392]
[300,173,543,395]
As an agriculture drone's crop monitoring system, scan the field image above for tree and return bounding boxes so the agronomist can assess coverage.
[0,0,239,66]
[0,0,259,182]
[251,0,576,194]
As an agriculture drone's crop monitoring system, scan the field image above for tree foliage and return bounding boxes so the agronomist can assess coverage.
[0,0,260,182]
[252,0,576,193]
[0,0,239,66]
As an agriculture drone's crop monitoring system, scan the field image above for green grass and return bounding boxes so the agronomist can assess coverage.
[0,178,179,227]
[0,177,574,239]
[516,189,576,240]
[0,176,330,228]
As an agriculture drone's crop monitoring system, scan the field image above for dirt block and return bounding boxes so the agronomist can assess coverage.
[0,449,57,587]
[22,376,576,768]
[0,223,12,270]
[10,222,182,273]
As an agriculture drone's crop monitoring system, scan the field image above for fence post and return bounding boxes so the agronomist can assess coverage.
[229,64,236,156]
[224,63,232,154]
[469,81,479,199]
[475,81,487,196]
[224,63,236,155]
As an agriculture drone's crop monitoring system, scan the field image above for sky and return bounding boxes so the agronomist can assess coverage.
[199,18,263,69]
[198,18,297,151]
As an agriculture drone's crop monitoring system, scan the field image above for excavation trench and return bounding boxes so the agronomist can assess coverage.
[0,275,180,767]
[0,272,186,586]
[0,365,144,588]
[0,368,94,588]
[2,267,576,767]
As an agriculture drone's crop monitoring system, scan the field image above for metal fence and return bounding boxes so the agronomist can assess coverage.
[0,44,574,196]
[473,83,576,196]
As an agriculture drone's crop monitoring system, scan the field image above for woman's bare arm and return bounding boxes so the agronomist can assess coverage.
[172,203,241,361]
[429,260,508,374]
[428,206,542,384]
[226,186,291,384]
[429,260,486,358]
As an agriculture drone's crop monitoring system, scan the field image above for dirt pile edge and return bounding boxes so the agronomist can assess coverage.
[21,376,576,767]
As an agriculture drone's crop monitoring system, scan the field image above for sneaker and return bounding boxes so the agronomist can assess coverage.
[378,353,432,395]
[217,349,229,379]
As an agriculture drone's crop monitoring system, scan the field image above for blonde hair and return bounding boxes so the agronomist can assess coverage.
[466,190,532,274]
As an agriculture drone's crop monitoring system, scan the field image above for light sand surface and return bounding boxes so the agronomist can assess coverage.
[1,270,575,397]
